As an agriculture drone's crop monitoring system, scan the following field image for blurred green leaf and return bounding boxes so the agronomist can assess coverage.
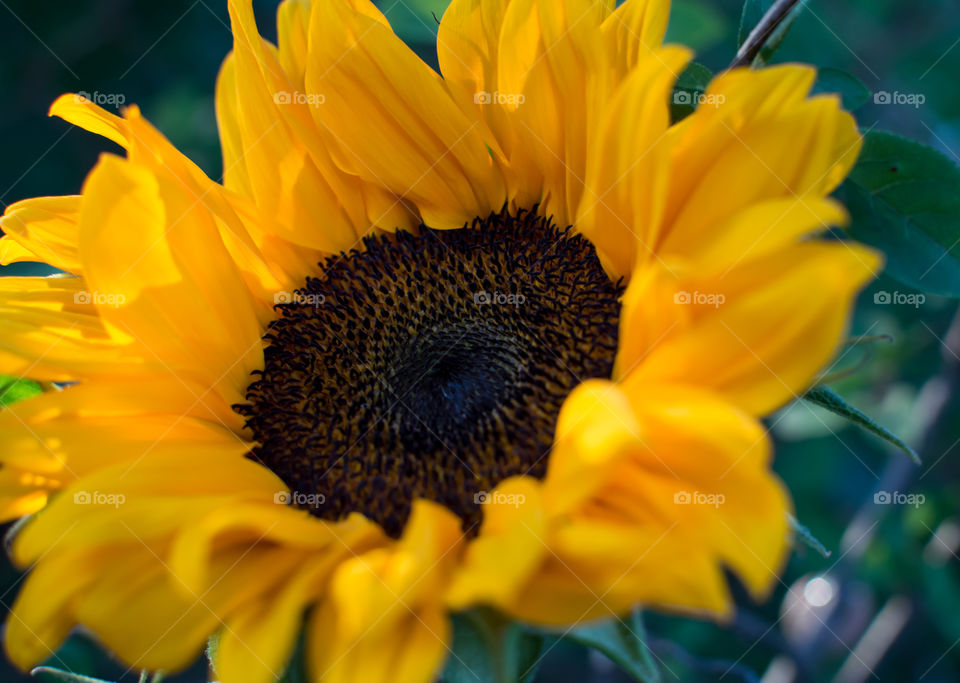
[443,609,544,683]
[788,513,832,557]
[665,0,729,53]
[738,0,767,47]
[803,386,920,464]
[0,376,43,408]
[812,67,872,111]
[30,668,114,683]
[550,610,660,683]
[922,560,960,644]
[670,62,713,123]
[838,131,960,297]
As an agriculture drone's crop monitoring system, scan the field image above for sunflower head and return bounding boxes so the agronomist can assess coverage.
[0,0,881,681]
[240,207,623,538]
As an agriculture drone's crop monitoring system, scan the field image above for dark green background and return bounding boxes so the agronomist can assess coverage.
[1,1,959,681]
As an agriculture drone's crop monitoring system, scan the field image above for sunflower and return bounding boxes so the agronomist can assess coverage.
[0,0,879,681]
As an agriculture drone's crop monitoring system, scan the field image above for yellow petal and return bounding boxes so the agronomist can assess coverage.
[438,0,511,115]
[0,196,83,273]
[0,238,38,267]
[79,154,264,404]
[214,53,254,198]
[655,65,862,263]
[48,93,128,148]
[169,505,384,596]
[0,413,246,480]
[660,196,849,266]
[304,0,505,228]
[276,0,312,89]
[223,0,400,250]
[542,379,642,514]
[309,595,451,683]
[306,501,462,683]
[497,0,611,222]
[622,242,882,415]
[215,559,328,683]
[619,383,791,596]
[73,544,300,672]
[507,383,788,624]
[437,0,514,180]
[600,0,671,79]
[0,276,144,382]
[5,545,112,669]
[0,466,53,522]
[51,92,296,310]
[10,447,273,567]
[0,374,242,433]
[446,476,545,609]
[509,520,731,624]
[576,46,692,278]
[613,263,688,379]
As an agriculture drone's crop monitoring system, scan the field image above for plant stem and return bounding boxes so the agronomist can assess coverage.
[731,0,804,68]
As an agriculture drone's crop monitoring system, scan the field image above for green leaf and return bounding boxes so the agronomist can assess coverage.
[803,386,920,464]
[664,0,729,53]
[837,131,960,297]
[0,375,43,408]
[443,609,544,683]
[812,68,872,111]
[549,609,660,683]
[669,62,714,124]
[30,667,116,683]
[788,513,832,558]
[737,0,807,66]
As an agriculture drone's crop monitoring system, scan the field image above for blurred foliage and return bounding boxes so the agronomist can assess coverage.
[1,0,960,681]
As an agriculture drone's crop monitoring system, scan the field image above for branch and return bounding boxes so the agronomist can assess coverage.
[731,0,805,69]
